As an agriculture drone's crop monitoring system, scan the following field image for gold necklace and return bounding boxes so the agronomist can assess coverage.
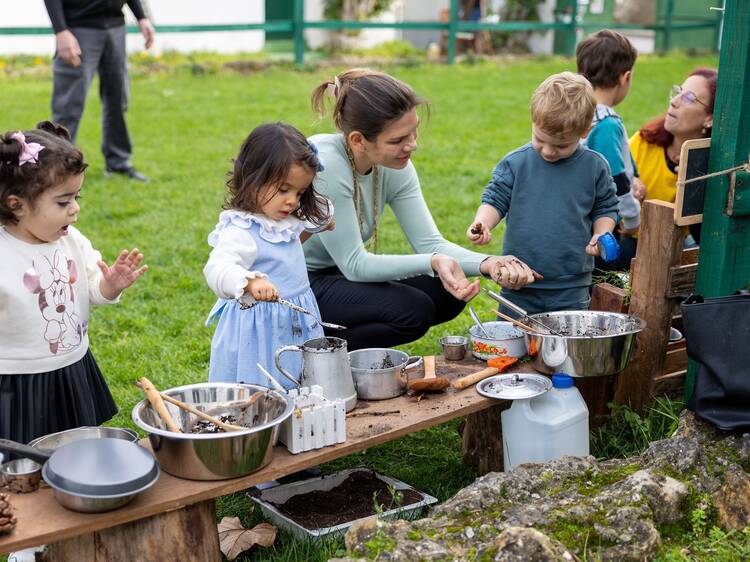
[345,143,380,253]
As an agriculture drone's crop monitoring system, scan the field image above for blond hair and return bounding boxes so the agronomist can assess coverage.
[531,72,596,137]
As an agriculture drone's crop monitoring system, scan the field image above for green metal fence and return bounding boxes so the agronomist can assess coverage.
[0,0,720,65]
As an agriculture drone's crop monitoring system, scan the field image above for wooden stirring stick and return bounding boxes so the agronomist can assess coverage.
[136,377,182,433]
[494,310,543,334]
[159,393,253,433]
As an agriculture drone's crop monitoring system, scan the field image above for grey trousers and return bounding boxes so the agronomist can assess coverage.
[52,25,132,170]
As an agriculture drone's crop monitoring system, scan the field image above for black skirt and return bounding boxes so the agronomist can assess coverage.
[0,349,118,445]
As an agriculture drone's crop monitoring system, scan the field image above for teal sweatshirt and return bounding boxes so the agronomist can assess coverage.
[481,143,619,289]
[304,134,489,281]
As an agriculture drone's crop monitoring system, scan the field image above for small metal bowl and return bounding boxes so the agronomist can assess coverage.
[439,336,468,361]
[1,458,42,493]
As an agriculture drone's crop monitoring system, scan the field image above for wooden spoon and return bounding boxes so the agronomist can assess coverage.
[452,367,499,390]
[158,393,251,433]
[136,377,181,433]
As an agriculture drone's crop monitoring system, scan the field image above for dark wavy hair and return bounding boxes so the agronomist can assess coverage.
[225,123,327,224]
[0,121,88,225]
[638,67,718,147]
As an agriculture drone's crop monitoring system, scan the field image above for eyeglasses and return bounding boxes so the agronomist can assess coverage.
[670,85,708,108]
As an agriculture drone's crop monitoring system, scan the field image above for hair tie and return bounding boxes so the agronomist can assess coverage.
[307,140,325,172]
[9,132,44,166]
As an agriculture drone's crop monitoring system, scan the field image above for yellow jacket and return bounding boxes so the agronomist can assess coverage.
[629,132,678,203]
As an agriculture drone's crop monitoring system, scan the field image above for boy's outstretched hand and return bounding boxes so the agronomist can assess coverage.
[586,233,603,257]
[466,222,492,245]
[98,248,148,300]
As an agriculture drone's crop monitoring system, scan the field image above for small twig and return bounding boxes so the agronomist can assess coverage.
[346,409,401,418]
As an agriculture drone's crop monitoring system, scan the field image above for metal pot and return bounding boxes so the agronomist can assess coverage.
[348,349,423,400]
[275,337,358,411]
[0,458,42,493]
[131,382,294,480]
[0,438,159,513]
[524,310,646,377]
[28,426,138,450]
[468,321,528,360]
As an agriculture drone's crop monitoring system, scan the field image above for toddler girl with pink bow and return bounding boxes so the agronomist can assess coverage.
[0,122,147,444]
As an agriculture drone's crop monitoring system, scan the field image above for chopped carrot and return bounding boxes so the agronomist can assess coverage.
[487,357,518,371]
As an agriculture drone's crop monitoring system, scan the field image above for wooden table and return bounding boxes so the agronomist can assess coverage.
[1,357,517,561]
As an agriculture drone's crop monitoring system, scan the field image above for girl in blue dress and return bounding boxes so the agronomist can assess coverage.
[204,123,332,388]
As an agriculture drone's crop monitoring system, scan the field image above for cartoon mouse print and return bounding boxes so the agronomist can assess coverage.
[23,250,85,354]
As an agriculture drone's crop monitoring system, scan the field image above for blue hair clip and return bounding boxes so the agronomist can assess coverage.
[307,140,325,172]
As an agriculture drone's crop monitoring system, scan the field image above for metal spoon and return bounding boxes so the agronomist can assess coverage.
[237,298,347,330]
[276,298,347,331]
[469,306,491,338]
[485,289,565,337]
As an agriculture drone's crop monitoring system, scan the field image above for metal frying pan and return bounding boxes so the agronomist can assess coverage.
[0,437,159,513]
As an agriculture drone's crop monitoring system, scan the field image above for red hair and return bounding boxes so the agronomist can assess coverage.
[638,67,718,147]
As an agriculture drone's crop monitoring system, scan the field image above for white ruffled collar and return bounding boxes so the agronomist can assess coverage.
[208,210,305,246]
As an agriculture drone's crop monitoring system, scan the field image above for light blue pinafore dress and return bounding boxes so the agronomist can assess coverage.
[207,218,324,389]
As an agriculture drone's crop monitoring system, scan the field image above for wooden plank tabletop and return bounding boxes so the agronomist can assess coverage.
[0,356,522,553]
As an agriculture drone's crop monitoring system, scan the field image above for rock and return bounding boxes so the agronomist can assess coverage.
[334,410,749,562]
[492,527,578,561]
[713,466,750,531]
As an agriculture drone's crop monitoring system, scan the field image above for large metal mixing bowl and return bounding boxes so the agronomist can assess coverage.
[524,311,645,377]
[132,383,293,480]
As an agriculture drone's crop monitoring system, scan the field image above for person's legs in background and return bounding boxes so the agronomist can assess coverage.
[99,25,135,174]
[51,27,104,141]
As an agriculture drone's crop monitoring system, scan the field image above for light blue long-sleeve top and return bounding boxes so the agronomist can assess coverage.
[303,133,490,281]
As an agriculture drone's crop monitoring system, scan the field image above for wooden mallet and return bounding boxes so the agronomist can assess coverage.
[406,355,450,393]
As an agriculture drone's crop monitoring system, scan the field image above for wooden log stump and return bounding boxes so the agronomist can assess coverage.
[41,499,220,562]
[461,403,508,475]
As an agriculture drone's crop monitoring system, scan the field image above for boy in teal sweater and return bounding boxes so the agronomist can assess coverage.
[467,72,618,314]
[577,29,644,270]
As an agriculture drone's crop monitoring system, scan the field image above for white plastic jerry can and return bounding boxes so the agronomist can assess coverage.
[501,373,589,472]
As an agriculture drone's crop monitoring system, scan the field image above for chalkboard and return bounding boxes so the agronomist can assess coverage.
[674,138,711,226]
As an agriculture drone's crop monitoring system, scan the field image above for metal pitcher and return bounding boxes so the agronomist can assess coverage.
[275,337,357,411]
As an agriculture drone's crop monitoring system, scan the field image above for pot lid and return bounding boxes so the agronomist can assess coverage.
[476,373,551,400]
[43,438,159,497]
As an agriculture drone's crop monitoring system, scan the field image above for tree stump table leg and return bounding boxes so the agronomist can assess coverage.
[41,500,220,562]
[461,403,508,475]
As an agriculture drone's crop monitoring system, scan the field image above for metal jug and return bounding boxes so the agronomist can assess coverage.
[275,337,357,411]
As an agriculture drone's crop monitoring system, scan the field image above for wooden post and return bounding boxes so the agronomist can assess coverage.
[42,500,221,562]
[689,0,750,398]
[613,200,685,411]
[462,404,507,475]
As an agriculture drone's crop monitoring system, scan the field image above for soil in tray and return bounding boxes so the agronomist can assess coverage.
[268,470,424,529]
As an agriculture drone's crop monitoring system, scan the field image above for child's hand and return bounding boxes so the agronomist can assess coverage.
[246,277,279,302]
[325,217,336,231]
[632,178,647,202]
[466,222,492,245]
[98,248,147,300]
[586,234,603,257]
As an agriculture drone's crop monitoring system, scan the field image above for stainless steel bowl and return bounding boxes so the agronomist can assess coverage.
[349,349,423,400]
[131,382,293,480]
[525,311,645,377]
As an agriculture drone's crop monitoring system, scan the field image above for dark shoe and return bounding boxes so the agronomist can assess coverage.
[105,166,149,182]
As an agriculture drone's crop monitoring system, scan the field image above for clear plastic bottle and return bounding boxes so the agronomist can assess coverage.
[501,373,589,471]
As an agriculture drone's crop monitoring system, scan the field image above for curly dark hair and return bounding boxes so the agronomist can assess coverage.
[0,121,88,225]
[225,122,328,225]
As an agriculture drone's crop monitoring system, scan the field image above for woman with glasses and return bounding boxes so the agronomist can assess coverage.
[629,67,717,209]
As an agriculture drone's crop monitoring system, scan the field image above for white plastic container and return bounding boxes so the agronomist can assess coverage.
[501,374,589,471]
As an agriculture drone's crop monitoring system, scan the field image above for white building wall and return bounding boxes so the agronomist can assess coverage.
[0,0,265,56]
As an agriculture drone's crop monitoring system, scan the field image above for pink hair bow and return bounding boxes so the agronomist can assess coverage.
[10,132,44,166]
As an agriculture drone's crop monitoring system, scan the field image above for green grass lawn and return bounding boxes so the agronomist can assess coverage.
[1,53,728,561]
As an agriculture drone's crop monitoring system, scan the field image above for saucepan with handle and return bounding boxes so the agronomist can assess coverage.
[0,437,159,513]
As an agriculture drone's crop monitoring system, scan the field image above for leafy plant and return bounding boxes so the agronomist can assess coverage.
[590,396,684,460]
